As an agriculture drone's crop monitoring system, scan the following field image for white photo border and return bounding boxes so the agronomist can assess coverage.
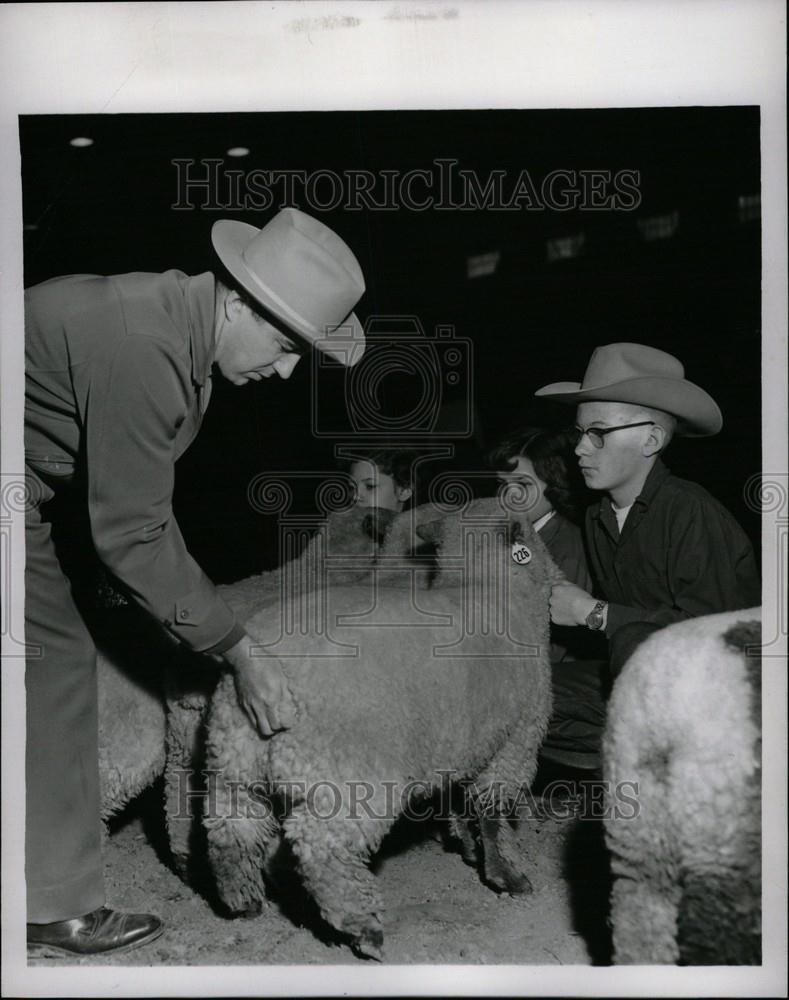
[1,2,786,997]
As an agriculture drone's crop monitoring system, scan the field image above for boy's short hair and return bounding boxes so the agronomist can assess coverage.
[636,405,677,452]
[338,447,419,492]
[486,426,587,522]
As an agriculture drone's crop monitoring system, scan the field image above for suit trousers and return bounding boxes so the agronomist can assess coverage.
[25,470,104,923]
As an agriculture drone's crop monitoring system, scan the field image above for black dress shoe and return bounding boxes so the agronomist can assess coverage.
[27,906,163,958]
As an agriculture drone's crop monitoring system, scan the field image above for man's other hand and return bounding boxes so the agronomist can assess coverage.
[223,635,296,737]
[549,581,598,627]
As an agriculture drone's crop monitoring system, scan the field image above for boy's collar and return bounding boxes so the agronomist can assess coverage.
[632,458,671,507]
[590,459,670,519]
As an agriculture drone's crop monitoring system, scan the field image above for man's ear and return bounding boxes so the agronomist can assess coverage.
[643,423,666,458]
[223,289,245,322]
[396,485,413,503]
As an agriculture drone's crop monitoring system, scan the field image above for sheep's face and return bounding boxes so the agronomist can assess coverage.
[415,514,528,548]
[407,500,551,651]
[301,507,397,589]
[413,498,546,592]
[319,506,394,557]
[360,507,399,546]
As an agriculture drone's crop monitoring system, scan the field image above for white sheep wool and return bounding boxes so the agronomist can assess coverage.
[603,607,762,965]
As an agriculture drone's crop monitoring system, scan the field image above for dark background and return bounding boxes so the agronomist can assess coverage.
[20,108,761,580]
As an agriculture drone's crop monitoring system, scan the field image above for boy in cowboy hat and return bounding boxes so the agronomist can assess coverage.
[535,342,760,680]
[24,208,365,956]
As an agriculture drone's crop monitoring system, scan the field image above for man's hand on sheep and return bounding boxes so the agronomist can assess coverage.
[223,635,296,737]
[549,581,598,627]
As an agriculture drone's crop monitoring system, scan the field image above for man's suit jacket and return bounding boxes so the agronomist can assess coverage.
[25,270,244,654]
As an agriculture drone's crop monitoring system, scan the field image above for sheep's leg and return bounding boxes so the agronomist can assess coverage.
[610,875,680,964]
[447,811,478,864]
[283,806,385,961]
[204,776,282,916]
[162,653,218,878]
[164,701,207,879]
[203,672,278,915]
[677,866,761,965]
[473,712,548,895]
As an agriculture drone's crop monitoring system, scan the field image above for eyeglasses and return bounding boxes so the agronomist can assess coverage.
[572,421,655,449]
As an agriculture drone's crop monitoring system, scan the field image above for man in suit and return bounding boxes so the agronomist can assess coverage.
[24,208,366,956]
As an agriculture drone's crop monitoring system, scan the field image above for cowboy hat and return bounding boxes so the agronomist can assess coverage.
[534,343,722,436]
[211,208,366,367]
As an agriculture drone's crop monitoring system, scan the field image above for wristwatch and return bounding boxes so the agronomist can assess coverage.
[585,599,607,630]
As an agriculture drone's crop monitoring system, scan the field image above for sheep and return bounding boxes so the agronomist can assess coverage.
[93,505,391,848]
[603,608,762,965]
[203,496,559,960]
[163,504,395,875]
[97,638,167,821]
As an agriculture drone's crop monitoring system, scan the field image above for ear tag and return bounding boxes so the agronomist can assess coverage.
[511,542,532,565]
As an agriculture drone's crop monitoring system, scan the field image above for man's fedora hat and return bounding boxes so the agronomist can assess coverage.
[535,342,722,436]
[211,208,366,367]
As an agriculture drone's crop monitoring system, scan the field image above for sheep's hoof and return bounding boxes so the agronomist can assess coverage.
[170,854,190,882]
[487,868,534,896]
[505,871,534,896]
[343,918,384,961]
[352,928,384,962]
[218,892,266,919]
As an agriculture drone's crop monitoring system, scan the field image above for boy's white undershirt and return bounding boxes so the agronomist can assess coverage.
[612,501,634,531]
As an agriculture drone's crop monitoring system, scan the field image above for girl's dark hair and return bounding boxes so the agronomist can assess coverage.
[486,426,586,522]
[338,447,418,492]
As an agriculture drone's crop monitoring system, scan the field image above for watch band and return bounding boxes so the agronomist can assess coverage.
[586,599,607,630]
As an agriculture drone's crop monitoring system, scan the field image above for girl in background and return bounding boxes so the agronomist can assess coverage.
[488,426,606,770]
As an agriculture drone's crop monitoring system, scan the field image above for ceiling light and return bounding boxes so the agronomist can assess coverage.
[466,251,501,279]
[69,137,94,148]
[737,194,760,223]
[636,211,679,241]
[227,146,250,158]
[546,233,585,262]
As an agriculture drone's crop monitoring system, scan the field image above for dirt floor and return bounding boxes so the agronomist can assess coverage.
[29,763,613,969]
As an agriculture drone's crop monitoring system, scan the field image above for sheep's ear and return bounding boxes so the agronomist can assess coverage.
[508,521,525,545]
[415,519,443,545]
[362,509,396,543]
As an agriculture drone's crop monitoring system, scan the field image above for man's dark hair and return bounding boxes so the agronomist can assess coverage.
[486,426,588,522]
[214,267,309,352]
[338,447,419,492]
